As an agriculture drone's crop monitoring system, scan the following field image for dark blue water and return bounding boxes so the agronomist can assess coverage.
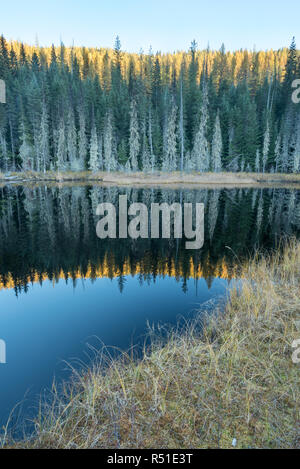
[0,274,227,429]
[0,185,299,432]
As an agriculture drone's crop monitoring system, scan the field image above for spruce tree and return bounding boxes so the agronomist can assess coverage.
[192,83,210,172]
[39,102,50,173]
[56,118,67,171]
[162,101,178,172]
[129,99,140,172]
[19,122,33,170]
[262,120,270,173]
[89,124,99,172]
[211,112,222,172]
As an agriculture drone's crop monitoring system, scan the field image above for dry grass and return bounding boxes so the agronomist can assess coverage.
[3,241,300,449]
[8,170,92,182]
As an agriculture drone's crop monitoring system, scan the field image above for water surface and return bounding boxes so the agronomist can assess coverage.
[0,185,299,431]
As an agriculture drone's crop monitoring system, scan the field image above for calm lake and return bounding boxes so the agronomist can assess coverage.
[0,184,299,433]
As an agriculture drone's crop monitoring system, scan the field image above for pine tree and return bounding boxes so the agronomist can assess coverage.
[282,37,298,106]
[262,120,270,173]
[0,128,8,171]
[129,99,140,172]
[56,118,67,171]
[179,79,185,172]
[274,135,282,172]
[280,109,293,173]
[67,108,78,171]
[19,122,33,170]
[192,83,210,172]
[148,106,156,173]
[39,102,50,173]
[186,40,200,148]
[211,112,222,172]
[89,124,99,172]
[78,108,87,169]
[98,133,104,171]
[141,120,151,173]
[162,101,178,171]
[255,149,260,173]
[104,112,116,172]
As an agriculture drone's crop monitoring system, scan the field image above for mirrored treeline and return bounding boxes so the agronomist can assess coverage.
[0,185,300,295]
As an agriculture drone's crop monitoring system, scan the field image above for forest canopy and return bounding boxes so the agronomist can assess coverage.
[0,36,299,173]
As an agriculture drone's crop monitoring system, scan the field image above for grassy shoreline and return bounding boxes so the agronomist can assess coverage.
[4,241,300,449]
[2,170,300,188]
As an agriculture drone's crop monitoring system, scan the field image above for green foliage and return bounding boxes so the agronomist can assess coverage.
[0,36,299,173]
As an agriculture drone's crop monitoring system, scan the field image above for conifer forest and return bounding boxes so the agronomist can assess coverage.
[0,36,299,174]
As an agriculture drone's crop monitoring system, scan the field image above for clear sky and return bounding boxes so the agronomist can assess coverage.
[1,0,299,52]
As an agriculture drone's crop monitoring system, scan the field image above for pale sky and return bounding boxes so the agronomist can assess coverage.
[1,0,299,52]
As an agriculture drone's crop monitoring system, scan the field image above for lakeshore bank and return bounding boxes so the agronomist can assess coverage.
[2,170,300,189]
